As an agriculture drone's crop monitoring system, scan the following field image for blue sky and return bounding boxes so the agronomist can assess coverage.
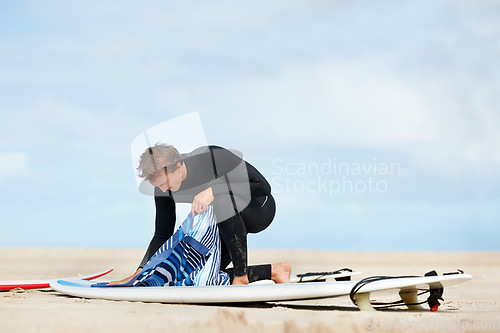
[1,0,499,251]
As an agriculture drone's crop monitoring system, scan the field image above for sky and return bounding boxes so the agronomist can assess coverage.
[1,0,499,251]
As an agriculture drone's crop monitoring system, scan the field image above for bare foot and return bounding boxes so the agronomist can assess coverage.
[232,275,250,285]
[271,262,291,284]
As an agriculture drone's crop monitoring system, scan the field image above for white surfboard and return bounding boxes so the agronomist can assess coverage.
[0,269,113,291]
[50,272,471,311]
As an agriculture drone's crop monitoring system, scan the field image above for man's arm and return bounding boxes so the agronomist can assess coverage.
[108,189,176,285]
[137,189,176,268]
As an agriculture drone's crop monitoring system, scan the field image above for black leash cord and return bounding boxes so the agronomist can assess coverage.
[297,268,353,282]
[349,270,463,310]
[349,275,420,308]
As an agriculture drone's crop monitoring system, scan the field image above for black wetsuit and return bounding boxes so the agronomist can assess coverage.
[139,146,276,282]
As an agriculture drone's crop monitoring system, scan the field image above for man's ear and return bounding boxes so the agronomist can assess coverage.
[176,162,182,170]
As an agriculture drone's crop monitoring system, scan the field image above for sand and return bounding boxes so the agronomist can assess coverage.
[1,248,499,332]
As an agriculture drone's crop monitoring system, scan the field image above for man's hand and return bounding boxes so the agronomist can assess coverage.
[107,268,142,285]
[191,187,214,215]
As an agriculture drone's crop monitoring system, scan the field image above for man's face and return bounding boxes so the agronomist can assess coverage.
[149,164,183,192]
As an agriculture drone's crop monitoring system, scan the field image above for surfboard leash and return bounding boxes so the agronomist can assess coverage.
[349,269,464,312]
[296,268,354,282]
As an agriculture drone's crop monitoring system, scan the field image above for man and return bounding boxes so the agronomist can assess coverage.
[112,144,290,285]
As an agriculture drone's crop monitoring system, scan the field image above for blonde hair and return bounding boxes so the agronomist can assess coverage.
[137,143,183,181]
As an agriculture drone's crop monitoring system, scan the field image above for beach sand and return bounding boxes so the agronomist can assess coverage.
[1,249,499,332]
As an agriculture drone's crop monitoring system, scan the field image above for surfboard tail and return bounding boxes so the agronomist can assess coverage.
[350,269,469,312]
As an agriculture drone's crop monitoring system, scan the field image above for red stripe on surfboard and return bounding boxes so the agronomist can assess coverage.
[0,269,114,291]
[82,269,114,281]
[0,283,51,290]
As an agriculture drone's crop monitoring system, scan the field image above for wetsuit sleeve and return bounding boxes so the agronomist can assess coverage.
[138,189,176,268]
[209,146,271,198]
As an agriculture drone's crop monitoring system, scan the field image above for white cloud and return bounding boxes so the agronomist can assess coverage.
[0,97,148,152]
[198,53,500,182]
[0,152,31,183]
